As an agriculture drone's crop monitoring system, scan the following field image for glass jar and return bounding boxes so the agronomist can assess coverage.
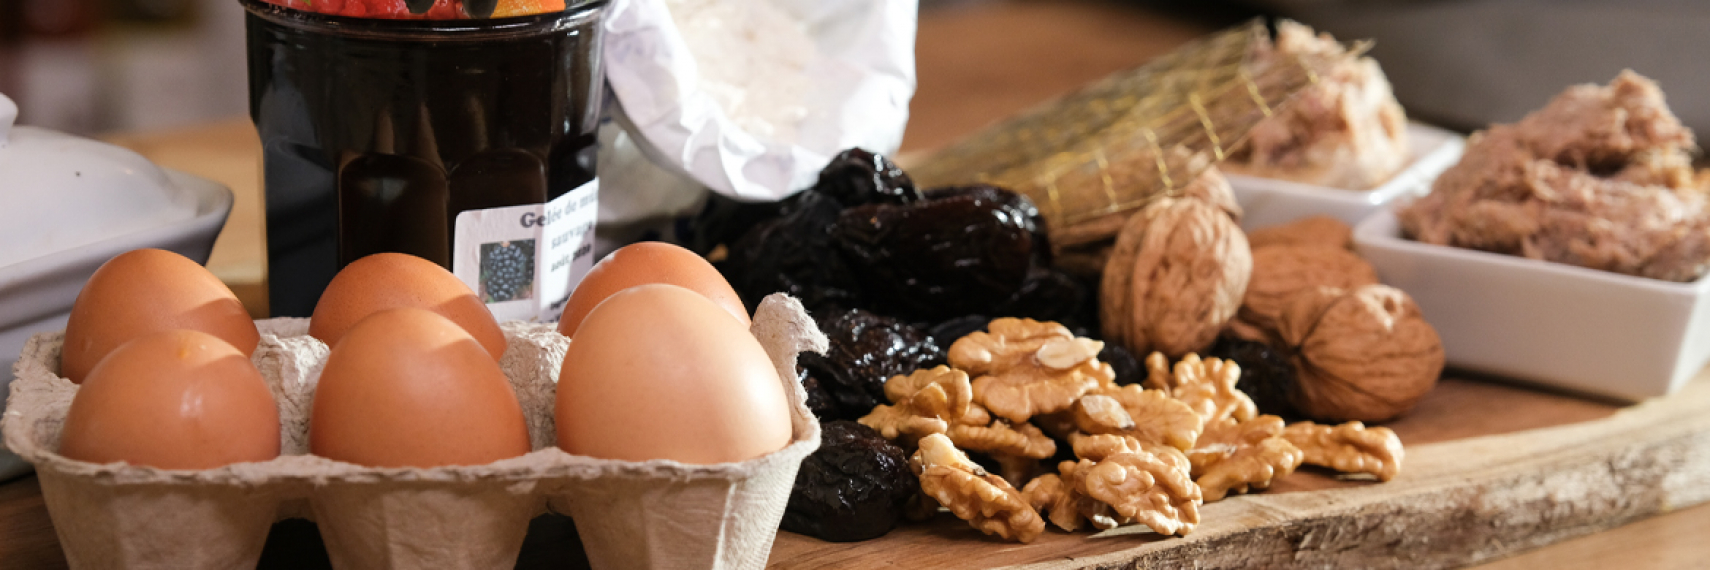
[243,0,606,318]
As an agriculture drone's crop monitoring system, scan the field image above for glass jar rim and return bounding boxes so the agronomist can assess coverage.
[240,0,607,40]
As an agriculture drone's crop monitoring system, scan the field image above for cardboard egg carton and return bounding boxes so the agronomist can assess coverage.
[3,294,827,570]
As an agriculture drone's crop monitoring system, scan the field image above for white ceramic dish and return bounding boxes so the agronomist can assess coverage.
[1228,122,1465,231]
[0,171,232,481]
[1353,209,1710,402]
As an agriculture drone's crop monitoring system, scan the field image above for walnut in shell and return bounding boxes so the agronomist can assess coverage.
[1245,216,1355,251]
[912,433,1046,542]
[1277,285,1444,422]
[1100,197,1252,358]
[1236,244,1380,340]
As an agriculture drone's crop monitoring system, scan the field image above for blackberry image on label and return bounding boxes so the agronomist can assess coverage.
[479,239,536,303]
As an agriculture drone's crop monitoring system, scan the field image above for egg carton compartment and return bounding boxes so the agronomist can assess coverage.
[2,294,827,570]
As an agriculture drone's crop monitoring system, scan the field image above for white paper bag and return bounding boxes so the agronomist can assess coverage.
[598,0,918,231]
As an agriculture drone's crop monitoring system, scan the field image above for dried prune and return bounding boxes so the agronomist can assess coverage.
[804,309,947,421]
[1101,343,1145,387]
[1209,337,1298,418]
[928,314,990,354]
[813,148,920,207]
[927,184,1052,267]
[797,366,839,420]
[997,267,1092,335]
[782,421,921,542]
[720,190,863,316]
[834,185,1041,321]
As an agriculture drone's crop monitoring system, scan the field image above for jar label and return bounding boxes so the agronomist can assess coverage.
[452,179,599,322]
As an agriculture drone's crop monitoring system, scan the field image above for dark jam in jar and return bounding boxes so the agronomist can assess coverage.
[243,0,605,316]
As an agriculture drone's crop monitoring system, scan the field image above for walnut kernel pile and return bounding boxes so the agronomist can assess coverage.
[865,319,1407,543]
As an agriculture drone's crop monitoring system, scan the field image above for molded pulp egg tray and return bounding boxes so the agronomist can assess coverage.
[3,294,826,570]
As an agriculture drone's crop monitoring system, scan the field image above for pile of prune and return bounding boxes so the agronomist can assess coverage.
[782,421,920,542]
[812,147,921,207]
[711,148,1097,332]
[798,309,945,421]
[721,190,864,316]
[834,185,1039,321]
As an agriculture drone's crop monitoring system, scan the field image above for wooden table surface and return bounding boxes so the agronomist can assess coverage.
[5,0,1709,568]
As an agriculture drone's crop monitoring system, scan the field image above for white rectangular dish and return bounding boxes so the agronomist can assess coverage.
[1353,209,1710,402]
[1228,122,1465,231]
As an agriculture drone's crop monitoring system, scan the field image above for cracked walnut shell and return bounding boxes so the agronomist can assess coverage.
[912,433,1046,543]
[1277,285,1444,422]
[950,318,1112,423]
[1100,196,1252,359]
[1282,421,1404,481]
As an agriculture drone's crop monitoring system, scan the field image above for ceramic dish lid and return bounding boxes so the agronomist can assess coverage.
[0,93,198,269]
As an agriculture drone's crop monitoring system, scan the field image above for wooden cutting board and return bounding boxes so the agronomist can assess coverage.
[766,371,1710,569]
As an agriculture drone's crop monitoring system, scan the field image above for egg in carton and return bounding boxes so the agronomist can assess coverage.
[3,294,826,570]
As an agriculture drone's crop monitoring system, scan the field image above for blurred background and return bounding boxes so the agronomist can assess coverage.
[0,0,248,134]
[3,0,1708,138]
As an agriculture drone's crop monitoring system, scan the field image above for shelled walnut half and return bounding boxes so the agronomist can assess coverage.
[948,420,1057,486]
[949,318,1113,423]
[858,366,974,443]
[1190,416,1304,502]
[1143,352,1257,425]
[1078,384,1204,452]
[1072,450,1202,536]
[1282,421,1405,481]
[912,433,1046,543]
[1024,464,1127,532]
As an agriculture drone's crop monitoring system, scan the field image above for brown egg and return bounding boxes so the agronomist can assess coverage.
[61,248,259,384]
[556,284,791,464]
[310,252,506,360]
[58,329,280,469]
[310,308,531,468]
[557,241,748,338]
